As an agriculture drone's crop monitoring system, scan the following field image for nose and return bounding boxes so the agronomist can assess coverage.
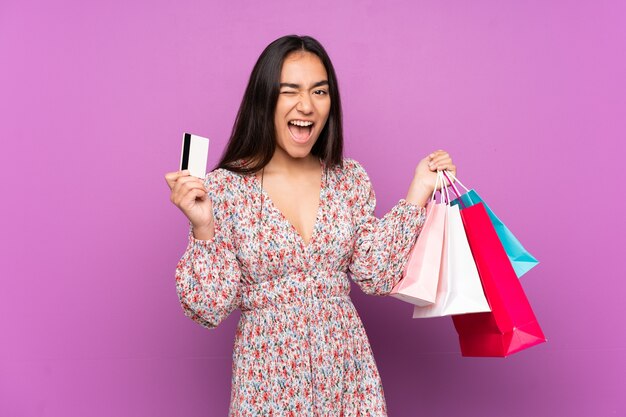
[296,93,313,114]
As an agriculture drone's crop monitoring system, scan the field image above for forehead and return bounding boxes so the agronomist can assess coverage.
[280,51,327,81]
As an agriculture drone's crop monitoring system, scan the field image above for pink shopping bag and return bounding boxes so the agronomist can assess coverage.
[391,172,446,306]
[451,201,546,357]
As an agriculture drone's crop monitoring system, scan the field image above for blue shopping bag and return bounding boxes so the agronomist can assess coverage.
[443,171,539,278]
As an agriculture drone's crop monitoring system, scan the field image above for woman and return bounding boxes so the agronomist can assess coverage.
[165,35,456,416]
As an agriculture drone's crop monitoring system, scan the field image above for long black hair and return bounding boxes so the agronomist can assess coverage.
[215,35,344,174]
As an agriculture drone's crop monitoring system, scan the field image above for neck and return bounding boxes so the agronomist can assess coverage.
[264,148,319,176]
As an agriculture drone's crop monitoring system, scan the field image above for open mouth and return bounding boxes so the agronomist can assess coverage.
[287,120,314,143]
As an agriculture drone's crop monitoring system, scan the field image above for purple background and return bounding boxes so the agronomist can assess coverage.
[1,1,624,416]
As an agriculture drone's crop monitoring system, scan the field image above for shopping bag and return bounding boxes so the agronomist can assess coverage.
[412,179,491,318]
[446,171,539,278]
[390,172,446,306]
[451,199,546,357]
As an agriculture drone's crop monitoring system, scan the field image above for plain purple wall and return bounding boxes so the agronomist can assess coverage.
[1,1,624,416]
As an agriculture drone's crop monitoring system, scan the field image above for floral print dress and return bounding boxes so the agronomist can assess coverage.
[175,158,427,416]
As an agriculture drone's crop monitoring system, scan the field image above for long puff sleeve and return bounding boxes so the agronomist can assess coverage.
[347,159,428,296]
[175,169,242,329]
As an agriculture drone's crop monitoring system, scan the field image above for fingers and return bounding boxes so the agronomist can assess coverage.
[172,184,208,206]
[428,150,454,172]
[172,177,207,199]
[164,169,190,181]
[170,175,208,205]
[180,187,208,206]
[164,169,191,190]
[430,157,451,167]
[173,175,205,193]
[429,151,449,163]
[428,150,447,159]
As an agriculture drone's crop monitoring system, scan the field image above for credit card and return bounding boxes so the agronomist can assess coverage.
[180,133,210,178]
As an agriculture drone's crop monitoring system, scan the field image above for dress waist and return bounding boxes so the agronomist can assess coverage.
[240,270,351,312]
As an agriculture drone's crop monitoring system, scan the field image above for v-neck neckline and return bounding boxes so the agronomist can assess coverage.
[252,158,326,251]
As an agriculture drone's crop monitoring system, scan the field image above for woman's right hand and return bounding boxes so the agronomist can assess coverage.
[164,170,215,239]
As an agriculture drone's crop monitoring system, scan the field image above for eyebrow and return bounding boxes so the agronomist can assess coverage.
[279,80,329,89]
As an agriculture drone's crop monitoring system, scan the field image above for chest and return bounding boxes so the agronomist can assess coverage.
[231,167,356,282]
[258,171,322,246]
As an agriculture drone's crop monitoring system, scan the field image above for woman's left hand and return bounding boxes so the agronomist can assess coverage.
[414,149,457,193]
[405,150,457,207]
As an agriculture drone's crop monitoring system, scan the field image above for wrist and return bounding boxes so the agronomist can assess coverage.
[405,178,432,207]
[192,221,215,240]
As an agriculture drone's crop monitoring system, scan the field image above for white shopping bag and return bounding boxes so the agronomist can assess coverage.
[412,172,491,318]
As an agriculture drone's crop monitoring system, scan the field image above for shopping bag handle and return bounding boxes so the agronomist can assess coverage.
[442,170,466,209]
[431,170,444,203]
[442,170,462,198]
[430,170,439,202]
[442,170,469,193]
[439,171,451,205]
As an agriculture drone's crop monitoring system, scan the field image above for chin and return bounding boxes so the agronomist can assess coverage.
[278,134,317,159]
[285,146,313,159]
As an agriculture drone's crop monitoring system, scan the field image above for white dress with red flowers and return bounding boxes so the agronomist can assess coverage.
[175,158,427,416]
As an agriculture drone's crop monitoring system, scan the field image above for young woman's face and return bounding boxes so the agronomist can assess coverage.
[273,51,331,160]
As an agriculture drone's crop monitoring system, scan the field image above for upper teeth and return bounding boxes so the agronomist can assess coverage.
[289,120,313,127]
